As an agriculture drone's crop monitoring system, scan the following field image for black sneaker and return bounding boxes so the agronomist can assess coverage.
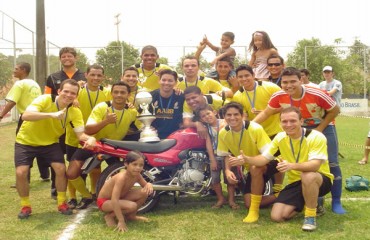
[67,198,78,209]
[51,188,57,200]
[76,198,94,209]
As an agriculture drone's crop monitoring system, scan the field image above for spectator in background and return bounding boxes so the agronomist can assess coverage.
[300,68,319,88]
[358,131,370,165]
[319,66,343,106]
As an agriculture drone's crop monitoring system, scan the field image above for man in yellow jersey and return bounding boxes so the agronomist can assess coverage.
[233,64,282,138]
[45,47,87,199]
[177,56,233,98]
[0,62,49,182]
[15,79,96,219]
[65,64,111,209]
[183,86,224,138]
[217,102,279,223]
[133,45,172,91]
[237,107,333,231]
[66,82,140,209]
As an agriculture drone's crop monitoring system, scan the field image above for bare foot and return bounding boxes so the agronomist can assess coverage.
[104,213,116,228]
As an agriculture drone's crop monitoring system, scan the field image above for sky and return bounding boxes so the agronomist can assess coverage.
[1,0,369,66]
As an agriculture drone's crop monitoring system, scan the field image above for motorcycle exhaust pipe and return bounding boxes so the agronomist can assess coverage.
[133,183,184,192]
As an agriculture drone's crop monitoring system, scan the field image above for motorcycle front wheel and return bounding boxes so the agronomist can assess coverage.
[96,162,160,214]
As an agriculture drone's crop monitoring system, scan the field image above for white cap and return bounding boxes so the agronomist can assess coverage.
[323,66,333,72]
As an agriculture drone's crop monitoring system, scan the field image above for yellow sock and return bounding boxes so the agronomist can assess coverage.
[20,196,31,207]
[68,181,77,199]
[273,184,283,197]
[304,207,317,217]
[57,192,67,206]
[70,176,92,198]
[243,194,262,223]
[89,168,101,194]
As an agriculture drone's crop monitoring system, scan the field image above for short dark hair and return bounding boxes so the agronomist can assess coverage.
[235,64,254,76]
[299,68,310,76]
[216,56,234,68]
[281,67,301,79]
[280,106,302,120]
[17,62,31,74]
[184,86,202,96]
[111,81,130,94]
[223,101,244,115]
[222,32,235,41]
[141,45,158,56]
[182,55,199,67]
[267,54,284,64]
[123,66,139,76]
[60,79,80,92]
[59,47,77,58]
[86,64,104,74]
[159,69,178,81]
[125,150,146,164]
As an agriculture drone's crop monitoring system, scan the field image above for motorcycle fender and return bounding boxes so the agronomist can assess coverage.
[81,155,100,175]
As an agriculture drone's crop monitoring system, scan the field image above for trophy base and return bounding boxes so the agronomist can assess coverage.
[139,136,160,143]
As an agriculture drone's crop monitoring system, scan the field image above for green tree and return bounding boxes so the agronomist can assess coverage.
[96,41,139,82]
[76,49,89,72]
[286,38,341,84]
[0,53,13,87]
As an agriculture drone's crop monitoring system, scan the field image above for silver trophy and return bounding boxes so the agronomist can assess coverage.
[135,91,160,142]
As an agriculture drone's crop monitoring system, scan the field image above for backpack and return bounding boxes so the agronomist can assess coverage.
[345,175,369,191]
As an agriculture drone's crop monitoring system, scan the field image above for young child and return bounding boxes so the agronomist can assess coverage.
[195,105,239,210]
[97,151,153,232]
[248,31,278,80]
[195,32,237,79]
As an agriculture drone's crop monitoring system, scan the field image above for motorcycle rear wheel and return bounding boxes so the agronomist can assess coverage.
[96,162,160,214]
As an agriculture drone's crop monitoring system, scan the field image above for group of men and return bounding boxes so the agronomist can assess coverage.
[0,45,345,232]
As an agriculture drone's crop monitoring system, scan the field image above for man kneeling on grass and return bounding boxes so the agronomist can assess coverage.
[97,151,153,232]
[231,107,333,231]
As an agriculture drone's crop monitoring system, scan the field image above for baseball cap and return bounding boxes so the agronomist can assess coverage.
[323,66,333,72]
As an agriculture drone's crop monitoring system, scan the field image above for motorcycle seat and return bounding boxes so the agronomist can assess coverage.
[100,138,177,153]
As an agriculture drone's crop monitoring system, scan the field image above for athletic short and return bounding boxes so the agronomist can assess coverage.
[97,198,110,211]
[70,148,94,162]
[14,142,64,167]
[242,160,279,194]
[275,174,332,212]
[66,145,78,161]
[211,156,227,185]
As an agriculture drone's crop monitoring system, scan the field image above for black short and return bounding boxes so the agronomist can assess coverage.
[275,174,332,212]
[70,148,94,162]
[242,160,279,194]
[14,142,64,167]
[66,145,78,161]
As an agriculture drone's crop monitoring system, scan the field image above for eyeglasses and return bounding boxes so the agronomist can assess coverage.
[267,63,282,67]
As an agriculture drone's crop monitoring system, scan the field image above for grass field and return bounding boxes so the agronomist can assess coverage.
[0,115,369,240]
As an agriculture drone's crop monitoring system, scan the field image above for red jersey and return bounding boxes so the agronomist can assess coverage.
[268,86,336,126]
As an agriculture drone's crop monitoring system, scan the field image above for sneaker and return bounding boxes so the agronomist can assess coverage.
[302,217,317,231]
[41,178,50,182]
[51,188,57,200]
[91,193,97,201]
[316,197,325,216]
[58,203,73,215]
[18,206,32,219]
[67,198,78,209]
[76,198,94,210]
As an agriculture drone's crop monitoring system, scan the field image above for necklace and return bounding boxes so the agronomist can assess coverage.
[111,104,124,128]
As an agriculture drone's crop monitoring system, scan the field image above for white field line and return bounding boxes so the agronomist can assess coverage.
[56,197,370,240]
[56,208,91,240]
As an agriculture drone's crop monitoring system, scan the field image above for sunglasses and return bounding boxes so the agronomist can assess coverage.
[267,63,282,67]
